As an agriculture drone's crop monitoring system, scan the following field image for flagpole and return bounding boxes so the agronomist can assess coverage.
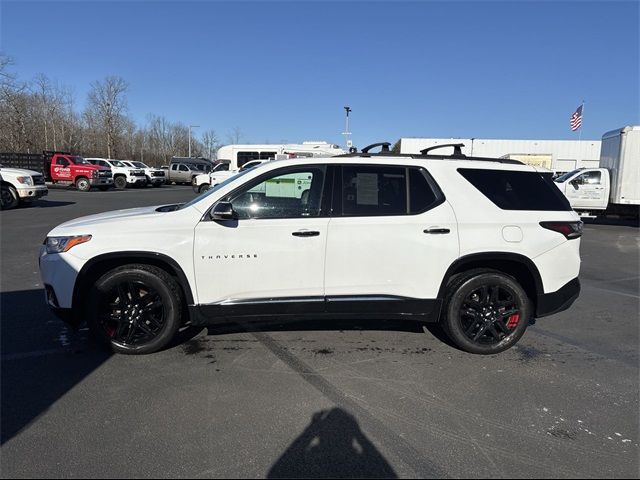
[578,100,585,141]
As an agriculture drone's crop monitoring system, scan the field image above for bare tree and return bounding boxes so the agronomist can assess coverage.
[226,126,244,145]
[86,76,129,158]
[201,129,219,159]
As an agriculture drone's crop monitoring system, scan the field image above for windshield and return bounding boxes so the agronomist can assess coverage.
[72,156,91,165]
[179,169,253,210]
[110,160,127,168]
[554,169,581,183]
[132,161,147,168]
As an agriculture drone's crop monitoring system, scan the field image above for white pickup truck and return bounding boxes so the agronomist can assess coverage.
[554,126,639,218]
[86,158,147,190]
[192,159,266,193]
[0,165,48,209]
[122,161,166,187]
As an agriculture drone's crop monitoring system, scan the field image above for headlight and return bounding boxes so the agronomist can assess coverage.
[45,235,92,254]
[16,176,33,186]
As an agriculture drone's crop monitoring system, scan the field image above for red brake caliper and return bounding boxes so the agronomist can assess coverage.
[507,314,520,329]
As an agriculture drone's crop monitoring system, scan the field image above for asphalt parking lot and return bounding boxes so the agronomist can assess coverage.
[1,186,638,478]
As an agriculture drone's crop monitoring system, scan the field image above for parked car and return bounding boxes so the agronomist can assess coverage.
[0,165,48,209]
[86,158,147,190]
[0,151,113,192]
[40,142,581,355]
[121,161,166,187]
[192,159,268,193]
[168,159,213,185]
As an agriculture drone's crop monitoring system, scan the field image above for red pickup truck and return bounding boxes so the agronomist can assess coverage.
[0,151,113,191]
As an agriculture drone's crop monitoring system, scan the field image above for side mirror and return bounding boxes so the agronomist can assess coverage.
[210,201,237,220]
[570,179,580,189]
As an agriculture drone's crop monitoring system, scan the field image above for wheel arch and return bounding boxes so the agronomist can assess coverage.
[73,252,195,311]
[438,252,543,309]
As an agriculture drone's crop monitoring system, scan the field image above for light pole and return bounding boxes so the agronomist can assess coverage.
[342,106,352,150]
[188,125,200,158]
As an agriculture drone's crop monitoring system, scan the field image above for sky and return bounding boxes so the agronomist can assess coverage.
[1,0,639,148]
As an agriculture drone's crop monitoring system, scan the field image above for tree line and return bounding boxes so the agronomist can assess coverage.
[0,54,241,166]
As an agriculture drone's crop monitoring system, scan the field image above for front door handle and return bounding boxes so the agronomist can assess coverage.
[424,228,450,234]
[292,230,320,237]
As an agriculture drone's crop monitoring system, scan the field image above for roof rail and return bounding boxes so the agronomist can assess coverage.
[332,140,524,165]
[420,143,466,157]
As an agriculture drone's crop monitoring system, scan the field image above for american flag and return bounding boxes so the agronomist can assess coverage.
[570,104,583,131]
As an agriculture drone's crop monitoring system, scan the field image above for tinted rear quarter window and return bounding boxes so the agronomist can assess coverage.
[458,168,572,211]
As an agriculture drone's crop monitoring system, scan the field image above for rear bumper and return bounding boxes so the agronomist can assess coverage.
[536,277,580,318]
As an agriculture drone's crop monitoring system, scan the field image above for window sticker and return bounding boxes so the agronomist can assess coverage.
[356,173,379,205]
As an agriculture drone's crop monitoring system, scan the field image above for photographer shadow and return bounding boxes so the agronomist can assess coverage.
[267,408,397,479]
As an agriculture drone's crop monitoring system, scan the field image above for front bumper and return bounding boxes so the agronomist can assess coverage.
[536,278,581,318]
[89,178,114,186]
[17,186,48,200]
[128,176,147,184]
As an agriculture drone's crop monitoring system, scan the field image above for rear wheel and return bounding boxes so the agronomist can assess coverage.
[1,184,19,210]
[441,270,531,354]
[75,177,91,192]
[86,264,183,354]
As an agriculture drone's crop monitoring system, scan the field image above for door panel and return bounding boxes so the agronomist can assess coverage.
[565,169,608,209]
[324,202,459,299]
[194,218,329,304]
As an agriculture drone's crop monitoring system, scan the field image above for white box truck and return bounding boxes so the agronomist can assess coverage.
[554,126,639,218]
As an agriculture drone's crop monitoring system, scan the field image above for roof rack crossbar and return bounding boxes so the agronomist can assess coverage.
[419,143,466,157]
[361,142,391,154]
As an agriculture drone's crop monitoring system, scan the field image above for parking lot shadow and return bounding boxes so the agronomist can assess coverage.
[0,289,112,445]
[34,199,76,208]
[267,408,397,479]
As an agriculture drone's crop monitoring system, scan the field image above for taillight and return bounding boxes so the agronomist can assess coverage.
[539,221,583,239]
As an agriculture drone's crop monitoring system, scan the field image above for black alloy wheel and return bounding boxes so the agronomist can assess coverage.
[87,264,182,354]
[442,270,531,354]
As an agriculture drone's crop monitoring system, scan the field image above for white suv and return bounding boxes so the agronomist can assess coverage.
[122,160,166,187]
[40,143,582,355]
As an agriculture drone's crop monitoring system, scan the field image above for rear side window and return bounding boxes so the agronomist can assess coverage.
[339,165,443,216]
[458,168,572,211]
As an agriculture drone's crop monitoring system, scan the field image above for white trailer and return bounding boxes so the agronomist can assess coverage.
[217,141,345,170]
[553,126,639,218]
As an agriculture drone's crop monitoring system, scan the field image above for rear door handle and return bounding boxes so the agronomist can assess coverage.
[424,228,450,234]
[292,230,320,237]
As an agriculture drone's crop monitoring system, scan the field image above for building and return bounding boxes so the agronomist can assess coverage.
[400,137,601,173]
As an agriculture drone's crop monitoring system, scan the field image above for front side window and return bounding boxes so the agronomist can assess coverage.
[179,164,189,172]
[577,171,601,185]
[228,166,327,219]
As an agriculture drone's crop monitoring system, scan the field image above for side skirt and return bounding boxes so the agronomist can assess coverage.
[189,296,442,327]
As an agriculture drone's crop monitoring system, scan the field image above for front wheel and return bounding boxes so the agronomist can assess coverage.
[86,264,183,354]
[114,176,127,190]
[198,183,210,194]
[1,184,19,210]
[441,270,531,354]
[75,177,91,192]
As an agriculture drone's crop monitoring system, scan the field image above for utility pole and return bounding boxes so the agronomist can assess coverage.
[342,106,352,150]
[189,125,200,158]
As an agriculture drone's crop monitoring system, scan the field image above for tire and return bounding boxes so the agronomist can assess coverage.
[75,177,91,192]
[114,176,127,190]
[198,184,210,194]
[441,269,531,354]
[86,264,183,355]
[1,184,19,210]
